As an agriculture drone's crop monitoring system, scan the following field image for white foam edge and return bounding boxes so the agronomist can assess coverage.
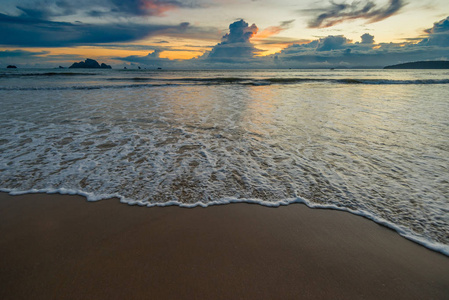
[2,187,448,257]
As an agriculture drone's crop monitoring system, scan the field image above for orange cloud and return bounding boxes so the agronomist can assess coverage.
[254,20,294,40]
[141,0,179,16]
[255,26,284,39]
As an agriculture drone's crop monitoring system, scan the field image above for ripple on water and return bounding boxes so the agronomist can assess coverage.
[0,79,448,255]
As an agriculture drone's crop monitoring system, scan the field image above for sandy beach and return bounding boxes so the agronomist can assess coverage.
[1,192,448,300]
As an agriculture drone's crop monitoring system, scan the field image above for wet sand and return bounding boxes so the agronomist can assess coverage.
[1,192,448,300]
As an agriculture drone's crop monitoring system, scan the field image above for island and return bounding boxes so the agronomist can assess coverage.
[384,61,449,69]
[69,58,112,69]
[7,65,17,68]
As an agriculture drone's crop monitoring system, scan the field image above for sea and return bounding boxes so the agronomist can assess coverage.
[1,68,448,255]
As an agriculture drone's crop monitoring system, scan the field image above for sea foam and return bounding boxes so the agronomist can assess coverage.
[1,69,448,256]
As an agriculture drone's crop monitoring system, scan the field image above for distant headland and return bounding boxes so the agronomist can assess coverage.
[69,59,112,69]
[384,61,449,69]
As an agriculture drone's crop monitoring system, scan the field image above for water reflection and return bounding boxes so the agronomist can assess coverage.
[1,76,448,246]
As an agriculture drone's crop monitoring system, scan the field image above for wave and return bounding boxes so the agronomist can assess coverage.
[107,77,449,85]
[0,83,183,91]
[2,187,449,257]
[1,77,448,91]
[0,72,97,78]
[336,78,449,84]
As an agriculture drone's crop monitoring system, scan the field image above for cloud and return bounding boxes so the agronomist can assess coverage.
[0,49,83,67]
[15,1,77,19]
[255,20,294,39]
[221,19,258,43]
[0,49,48,58]
[14,0,201,18]
[0,13,191,47]
[110,0,182,16]
[3,13,449,69]
[269,18,449,69]
[302,0,406,28]
[420,16,449,46]
[207,19,260,60]
[254,37,311,46]
[115,50,172,67]
[272,38,404,68]
[92,0,199,17]
[316,35,350,51]
[360,33,375,44]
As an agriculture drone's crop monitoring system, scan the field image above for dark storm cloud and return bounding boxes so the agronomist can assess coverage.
[302,0,406,28]
[316,35,350,51]
[274,47,435,68]
[0,13,190,47]
[91,0,200,17]
[420,16,449,46]
[360,33,375,44]
[221,19,258,43]
[0,49,48,58]
[15,1,77,19]
[271,22,449,69]
[207,19,260,60]
[14,0,201,18]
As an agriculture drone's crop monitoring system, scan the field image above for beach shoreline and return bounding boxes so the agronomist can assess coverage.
[1,191,449,299]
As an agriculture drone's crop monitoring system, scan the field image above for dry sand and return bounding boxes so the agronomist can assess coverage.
[1,192,448,300]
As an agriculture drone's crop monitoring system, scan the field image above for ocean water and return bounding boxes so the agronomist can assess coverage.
[1,68,448,255]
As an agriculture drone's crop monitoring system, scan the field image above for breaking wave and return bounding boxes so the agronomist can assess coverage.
[1,77,448,91]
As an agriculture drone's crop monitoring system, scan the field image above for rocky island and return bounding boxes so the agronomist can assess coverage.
[384,61,449,69]
[69,59,111,69]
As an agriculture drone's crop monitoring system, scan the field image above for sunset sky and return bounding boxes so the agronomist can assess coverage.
[1,0,448,68]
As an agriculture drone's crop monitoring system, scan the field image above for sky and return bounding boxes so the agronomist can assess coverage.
[0,0,448,68]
